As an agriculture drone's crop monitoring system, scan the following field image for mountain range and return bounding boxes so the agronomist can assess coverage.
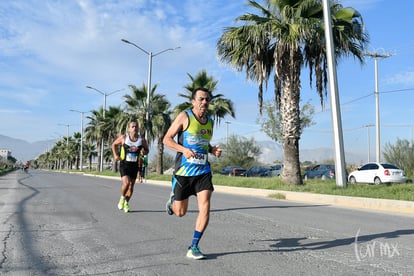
[0,135,55,162]
[0,134,366,165]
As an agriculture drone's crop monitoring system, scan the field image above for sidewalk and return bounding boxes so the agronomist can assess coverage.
[88,174,414,216]
[146,179,414,216]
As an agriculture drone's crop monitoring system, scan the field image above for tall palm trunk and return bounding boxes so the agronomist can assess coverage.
[281,48,303,185]
[112,160,118,173]
[97,140,102,171]
[282,136,302,184]
[88,156,93,171]
[157,137,164,174]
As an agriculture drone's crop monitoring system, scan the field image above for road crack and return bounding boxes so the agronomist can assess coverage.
[0,224,13,268]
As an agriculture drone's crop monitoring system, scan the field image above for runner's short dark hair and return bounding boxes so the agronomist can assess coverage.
[192,87,211,99]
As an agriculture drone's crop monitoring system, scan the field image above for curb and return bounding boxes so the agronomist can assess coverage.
[147,179,414,216]
[80,173,414,216]
[280,190,414,215]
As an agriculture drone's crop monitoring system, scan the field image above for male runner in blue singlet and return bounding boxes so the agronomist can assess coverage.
[163,87,222,259]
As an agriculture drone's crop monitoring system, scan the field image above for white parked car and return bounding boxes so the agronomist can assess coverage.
[348,162,407,185]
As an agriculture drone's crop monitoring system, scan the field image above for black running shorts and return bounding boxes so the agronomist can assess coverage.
[172,173,214,201]
[120,161,139,179]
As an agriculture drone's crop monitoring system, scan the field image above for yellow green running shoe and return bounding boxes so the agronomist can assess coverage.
[117,198,125,210]
[123,202,130,213]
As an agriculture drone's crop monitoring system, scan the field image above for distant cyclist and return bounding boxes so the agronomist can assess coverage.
[23,161,30,173]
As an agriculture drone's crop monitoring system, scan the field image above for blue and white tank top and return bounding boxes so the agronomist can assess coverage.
[174,109,213,176]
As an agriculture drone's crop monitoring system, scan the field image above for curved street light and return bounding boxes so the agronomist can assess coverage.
[364,51,392,162]
[86,85,124,171]
[57,123,73,170]
[121,38,180,139]
[70,109,89,171]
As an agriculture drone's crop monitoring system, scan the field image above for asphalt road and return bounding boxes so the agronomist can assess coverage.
[1,170,413,276]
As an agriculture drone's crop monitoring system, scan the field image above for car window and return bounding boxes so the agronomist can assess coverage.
[382,164,399,169]
[361,163,378,170]
[359,164,370,170]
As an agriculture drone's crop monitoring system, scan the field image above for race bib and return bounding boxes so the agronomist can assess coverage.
[188,153,207,165]
[125,152,138,162]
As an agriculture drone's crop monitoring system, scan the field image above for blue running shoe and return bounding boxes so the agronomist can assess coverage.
[165,192,174,215]
[186,245,206,260]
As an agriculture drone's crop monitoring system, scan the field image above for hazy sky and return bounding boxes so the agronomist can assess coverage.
[1,0,414,162]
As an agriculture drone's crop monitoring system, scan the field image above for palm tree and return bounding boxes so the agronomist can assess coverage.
[85,108,105,171]
[174,70,236,126]
[104,105,132,172]
[49,146,58,170]
[37,150,47,169]
[124,84,151,138]
[150,93,172,174]
[54,140,65,170]
[83,142,97,171]
[72,132,81,169]
[59,135,77,169]
[217,0,368,185]
[124,83,172,174]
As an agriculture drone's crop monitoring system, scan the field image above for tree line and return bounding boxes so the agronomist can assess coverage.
[35,0,372,185]
[35,70,235,174]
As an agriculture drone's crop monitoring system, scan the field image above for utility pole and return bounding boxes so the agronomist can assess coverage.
[225,121,231,153]
[365,124,374,162]
[58,123,72,170]
[364,51,392,163]
[70,110,88,171]
[322,0,347,187]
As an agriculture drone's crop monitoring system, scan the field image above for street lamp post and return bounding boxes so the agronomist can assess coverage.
[58,123,72,169]
[322,0,347,187]
[70,109,88,171]
[365,124,374,162]
[121,39,180,139]
[364,51,392,162]
[86,86,124,171]
[58,124,70,146]
[225,121,231,154]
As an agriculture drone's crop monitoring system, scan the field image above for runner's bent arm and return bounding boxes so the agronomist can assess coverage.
[163,111,194,159]
[112,135,125,161]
